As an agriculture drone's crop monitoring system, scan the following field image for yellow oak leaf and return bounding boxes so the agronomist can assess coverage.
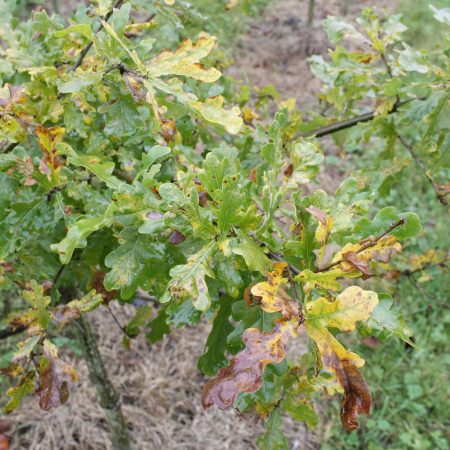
[295,268,360,292]
[251,262,299,318]
[333,235,402,274]
[305,286,378,430]
[35,125,65,175]
[189,95,243,134]
[148,33,221,82]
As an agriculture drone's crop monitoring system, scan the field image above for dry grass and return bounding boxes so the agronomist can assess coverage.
[6,303,319,450]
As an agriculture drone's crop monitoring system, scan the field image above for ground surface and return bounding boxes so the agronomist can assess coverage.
[7,305,315,450]
[228,0,394,107]
[5,1,397,449]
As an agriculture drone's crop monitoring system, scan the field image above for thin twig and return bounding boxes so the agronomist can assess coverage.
[287,266,300,302]
[296,97,427,140]
[297,99,402,139]
[318,219,406,272]
[380,53,393,78]
[375,256,449,280]
[406,274,428,302]
[52,264,66,287]
[396,133,448,206]
[403,256,449,276]
[267,249,301,275]
[70,0,125,72]
[106,304,130,337]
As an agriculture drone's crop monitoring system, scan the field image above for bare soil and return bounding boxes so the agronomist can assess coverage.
[228,0,394,108]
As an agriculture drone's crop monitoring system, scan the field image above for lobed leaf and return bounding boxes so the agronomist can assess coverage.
[35,340,79,411]
[305,286,379,430]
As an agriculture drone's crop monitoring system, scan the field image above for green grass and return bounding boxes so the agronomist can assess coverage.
[397,0,449,48]
[321,269,449,450]
[322,144,449,450]
[320,1,450,448]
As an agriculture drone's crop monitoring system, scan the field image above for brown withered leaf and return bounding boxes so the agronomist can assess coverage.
[0,364,24,378]
[362,336,380,348]
[35,340,79,411]
[336,359,372,431]
[91,271,117,303]
[305,287,379,431]
[243,286,261,307]
[41,280,53,292]
[0,262,15,273]
[383,269,401,280]
[202,320,298,409]
[198,191,208,207]
[334,236,402,273]
[124,74,146,102]
[34,125,65,174]
[283,163,294,178]
[342,251,371,278]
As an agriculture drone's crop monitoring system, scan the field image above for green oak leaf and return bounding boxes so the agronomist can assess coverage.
[295,268,360,292]
[58,143,129,191]
[256,409,289,450]
[163,242,216,311]
[352,207,421,241]
[125,305,152,338]
[281,396,318,429]
[364,293,414,345]
[51,203,117,264]
[146,307,171,344]
[198,296,234,376]
[4,372,36,413]
[104,227,165,299]
[231,236,269,274]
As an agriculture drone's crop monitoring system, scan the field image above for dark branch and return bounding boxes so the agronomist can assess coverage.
[0,325,26,340]
[267,250,301,275]
[318,219,406,273]
[396,133,448,206]
[297,98,421,140]
[52,264,67,287]
[403,256,449,276]
[106,304,131,338]
[0,142,18,154]
[70,0,124,72]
